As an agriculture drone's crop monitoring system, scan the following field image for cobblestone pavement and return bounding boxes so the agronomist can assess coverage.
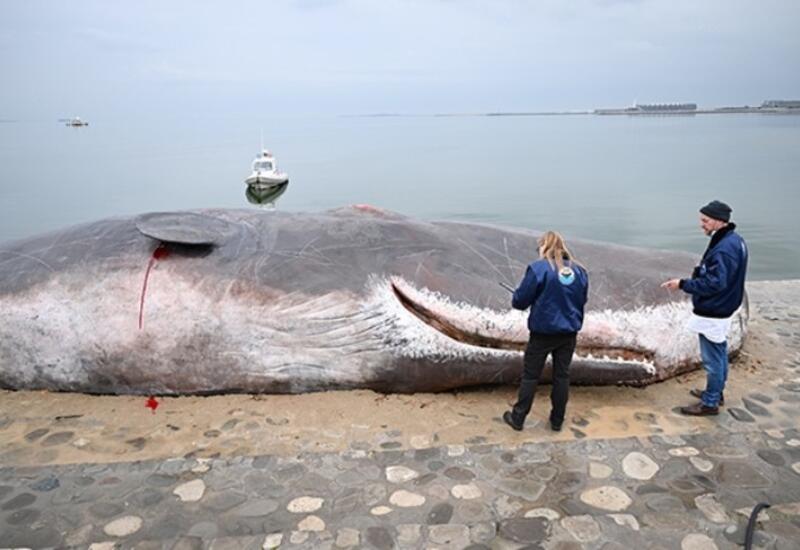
[2,281,800,549]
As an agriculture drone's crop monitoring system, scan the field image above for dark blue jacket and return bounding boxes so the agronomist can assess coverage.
[512,258,589,335]
[680,224,748,318]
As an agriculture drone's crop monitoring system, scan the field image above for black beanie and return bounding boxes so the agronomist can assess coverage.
[700,200,732,222]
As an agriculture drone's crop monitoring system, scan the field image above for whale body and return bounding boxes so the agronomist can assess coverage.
[0,206,747,394]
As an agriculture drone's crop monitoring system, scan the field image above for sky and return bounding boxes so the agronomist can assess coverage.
[1,0,799,118]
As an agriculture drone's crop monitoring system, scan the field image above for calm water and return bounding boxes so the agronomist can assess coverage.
[1,114,798,280]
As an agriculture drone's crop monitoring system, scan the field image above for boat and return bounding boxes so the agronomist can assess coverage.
[244,150,288,187]
[66,117,89,127]
[245,180,288,207]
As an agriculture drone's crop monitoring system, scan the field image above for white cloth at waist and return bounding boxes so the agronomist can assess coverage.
[686,313,732,344]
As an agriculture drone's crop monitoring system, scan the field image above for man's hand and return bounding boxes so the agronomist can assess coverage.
[661,278,681,291]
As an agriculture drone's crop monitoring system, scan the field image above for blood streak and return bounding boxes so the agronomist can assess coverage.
[139,245,170,330]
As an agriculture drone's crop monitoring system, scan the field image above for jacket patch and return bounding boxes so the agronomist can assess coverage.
[558,267,575,285]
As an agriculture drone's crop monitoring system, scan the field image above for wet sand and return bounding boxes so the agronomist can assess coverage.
[1,281,797,468]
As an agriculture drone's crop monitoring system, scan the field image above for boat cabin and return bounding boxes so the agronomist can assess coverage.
[253,159,274,172]
[253,150,276,171]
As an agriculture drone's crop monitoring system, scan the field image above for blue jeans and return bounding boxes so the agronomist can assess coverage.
[699,334,728,407]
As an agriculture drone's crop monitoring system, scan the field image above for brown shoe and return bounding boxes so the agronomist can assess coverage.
[680,402,719,416]
[689,388,724,406]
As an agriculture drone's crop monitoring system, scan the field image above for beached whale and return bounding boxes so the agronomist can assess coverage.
[0,206,747,395]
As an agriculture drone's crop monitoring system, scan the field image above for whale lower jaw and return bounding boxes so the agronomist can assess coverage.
[390,279,657,378]
[384,277,746,387]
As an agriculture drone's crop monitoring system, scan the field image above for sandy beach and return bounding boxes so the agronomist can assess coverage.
[1,282,797,468]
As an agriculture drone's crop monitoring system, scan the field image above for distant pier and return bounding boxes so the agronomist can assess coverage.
[594,100,800,116]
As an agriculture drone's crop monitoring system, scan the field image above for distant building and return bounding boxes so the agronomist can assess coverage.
[635,103,697,112]
[761,100,800,109]
[594,102,697,115]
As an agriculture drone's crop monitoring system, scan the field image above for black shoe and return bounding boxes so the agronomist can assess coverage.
[503,411,523,432]
[680,402,719,416]
[689,388,724,406]
[549,421,562,432]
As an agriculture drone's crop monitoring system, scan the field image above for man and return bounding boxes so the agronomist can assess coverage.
[503,231,589,432]
[662,200,748,415]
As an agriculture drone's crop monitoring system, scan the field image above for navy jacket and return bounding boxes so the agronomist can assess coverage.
[680,224,748,318]
[512,258,589,335]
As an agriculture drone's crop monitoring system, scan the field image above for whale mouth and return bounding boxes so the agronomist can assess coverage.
[390,280,657,366]
[391,281,523,351]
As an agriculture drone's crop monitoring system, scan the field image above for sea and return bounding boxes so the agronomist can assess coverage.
[1,113,798,280]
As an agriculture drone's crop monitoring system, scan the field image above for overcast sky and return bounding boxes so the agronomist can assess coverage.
[1,0,798,118]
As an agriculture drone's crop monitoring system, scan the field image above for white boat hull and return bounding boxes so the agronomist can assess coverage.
[245,174,289,187]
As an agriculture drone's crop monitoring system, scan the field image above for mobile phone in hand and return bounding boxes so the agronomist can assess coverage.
[498,281,515,293]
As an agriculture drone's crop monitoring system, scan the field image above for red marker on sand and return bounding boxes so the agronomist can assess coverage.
[146,396,159,413]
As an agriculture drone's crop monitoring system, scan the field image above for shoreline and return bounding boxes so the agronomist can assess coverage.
[1,280,798,548]
[352,108,800,118]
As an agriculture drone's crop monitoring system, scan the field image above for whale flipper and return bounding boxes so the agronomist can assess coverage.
[135,212,237,245]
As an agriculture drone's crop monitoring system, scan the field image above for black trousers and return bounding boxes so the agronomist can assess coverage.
[510,332,577,426]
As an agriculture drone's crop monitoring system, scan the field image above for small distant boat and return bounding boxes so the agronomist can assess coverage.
[244,150,288,187]
[65,117,89,127]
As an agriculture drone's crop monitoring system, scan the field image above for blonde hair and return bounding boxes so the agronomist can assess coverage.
[538,231,582,272]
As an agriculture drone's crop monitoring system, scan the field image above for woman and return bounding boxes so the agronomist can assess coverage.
[503,231,589,432]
